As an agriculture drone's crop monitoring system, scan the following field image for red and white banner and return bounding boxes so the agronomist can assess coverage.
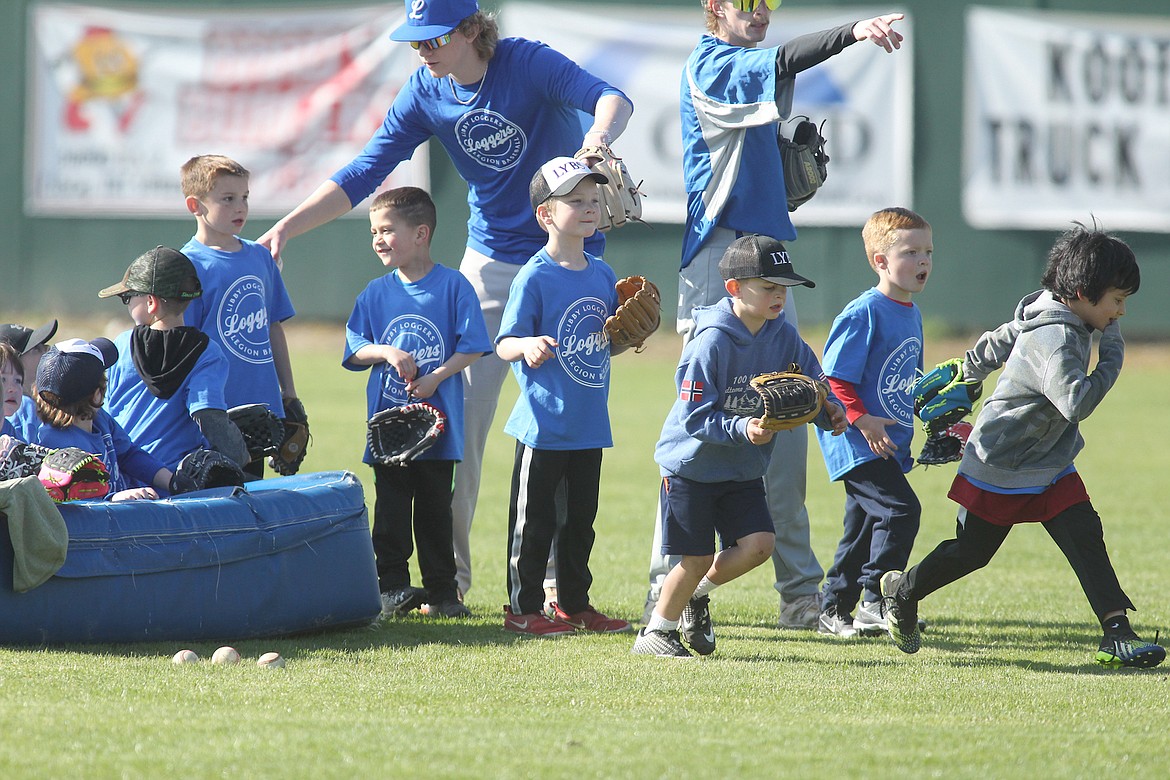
[963,7,1170,231]
[26,2,425,216]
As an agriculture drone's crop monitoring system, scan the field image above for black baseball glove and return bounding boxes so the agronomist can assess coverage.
[749,364,829,432]
[779,117,829,212]
[367,403,447,467]
[227,404,285,460]
[170,448,247,494]
[269,396,310,476]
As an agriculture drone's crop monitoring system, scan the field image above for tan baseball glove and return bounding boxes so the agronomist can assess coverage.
[605,275,661,352]
[575,145,644,231]
[749,364,829,431]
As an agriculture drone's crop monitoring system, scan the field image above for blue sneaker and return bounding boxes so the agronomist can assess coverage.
[880,571,921,654]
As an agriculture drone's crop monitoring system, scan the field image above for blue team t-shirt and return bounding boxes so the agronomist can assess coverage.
[32,409,167,495]
[181,237,296,415]
[816,288,923,480]
[680,34,796,269]
[496,249,618,450]
[104,329,230,470]
[330,38,627,266]
[344,264,491,463]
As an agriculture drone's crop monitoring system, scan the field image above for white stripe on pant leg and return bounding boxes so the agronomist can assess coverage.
[508,444,535,613]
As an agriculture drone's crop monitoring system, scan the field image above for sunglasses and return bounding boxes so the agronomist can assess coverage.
[409,34,453,51]
[730,0,781,11]
[118,292,140,305]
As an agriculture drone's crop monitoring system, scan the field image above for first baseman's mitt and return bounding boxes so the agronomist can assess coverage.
[38,447,110,502]
[750,364,829,432]
[227,404,285,460]
[574,145,644,231]
[914,358,983,436]
[605,275,661,352]
[367,403,447,467]
[0,435,53,481]
[170,448,247,494]
[916,421,974,467]
[269,397,310,476]
[778,117,829,212]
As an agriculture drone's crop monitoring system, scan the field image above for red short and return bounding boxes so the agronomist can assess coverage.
[948,472,1090,526]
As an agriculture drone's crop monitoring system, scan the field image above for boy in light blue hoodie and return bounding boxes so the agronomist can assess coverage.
[632,235,847,658]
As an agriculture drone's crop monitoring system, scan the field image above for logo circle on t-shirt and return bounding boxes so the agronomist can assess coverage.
[454,109,527,171]
[557,297,610,388]
[216,275,272,365]
[378,315,446,403]
[878,337,921,426]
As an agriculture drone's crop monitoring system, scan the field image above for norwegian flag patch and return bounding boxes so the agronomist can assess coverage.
[680,379,704,402]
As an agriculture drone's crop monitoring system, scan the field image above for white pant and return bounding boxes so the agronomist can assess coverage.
[452,249,522,596]
[648,228,824,603]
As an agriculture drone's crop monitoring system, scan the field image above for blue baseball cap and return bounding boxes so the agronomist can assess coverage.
[389,0,479,42]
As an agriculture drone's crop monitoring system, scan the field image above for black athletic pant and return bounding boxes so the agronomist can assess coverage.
[507,443,602,615]
[371,460,459,603]
[902,500,1134,620]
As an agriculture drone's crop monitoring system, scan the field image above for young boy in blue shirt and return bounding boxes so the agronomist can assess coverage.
[345,187,491,619]
[881,223,1164,669]
[1,321,57,435]
[180,154,300,477]
[633,235,847,658]
[495,158,635,637]
[814,208,931,638]
[100,246,248,472]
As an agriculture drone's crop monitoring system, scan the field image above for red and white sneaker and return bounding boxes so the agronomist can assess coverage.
[503,606,576,637]
[548,602,634,634]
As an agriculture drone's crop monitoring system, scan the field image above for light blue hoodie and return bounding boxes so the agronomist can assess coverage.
[655,297,834,483]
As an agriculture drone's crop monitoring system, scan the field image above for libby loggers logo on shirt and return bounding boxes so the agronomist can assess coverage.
[558,297,610,388]
[878,337,922,426]
[378,315,446,403]
[455,109,526,171]
[216,275,272,365]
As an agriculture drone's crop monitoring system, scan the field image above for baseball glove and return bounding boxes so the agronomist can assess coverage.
[916,421,974,467]
[269,397,310,476]
[227,404,285,460]
[574,145,644,231]
[367,403,447,467]
[0,435,54,481]
[605,275,661,352]
[170,448,247,494]
[38,447,110,502]
[778,117,829,212]
[749,364,829,432]
[914,358,983,435]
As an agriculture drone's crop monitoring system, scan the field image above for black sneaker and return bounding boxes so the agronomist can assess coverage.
[631,627,694,659]
[880,571,921,654]
[1096,631,1165,669]
[680,595,716,655]
[381,586,427,617]
[432,599,472,618]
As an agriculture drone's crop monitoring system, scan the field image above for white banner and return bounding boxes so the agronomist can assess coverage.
[26,2,426,217]
[963,7,1170,232]
[502,4,914,225]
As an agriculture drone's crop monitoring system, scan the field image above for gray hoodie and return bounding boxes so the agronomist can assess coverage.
[959,290,1124,491]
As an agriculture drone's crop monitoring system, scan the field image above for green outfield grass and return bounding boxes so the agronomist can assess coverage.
[1,327,1168,779]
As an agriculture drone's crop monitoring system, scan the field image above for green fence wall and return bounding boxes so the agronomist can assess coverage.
[2,0,1167,336]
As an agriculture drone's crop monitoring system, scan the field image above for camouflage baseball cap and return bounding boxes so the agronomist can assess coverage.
[98,246,202,300]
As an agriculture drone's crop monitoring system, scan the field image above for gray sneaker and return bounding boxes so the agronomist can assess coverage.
[381,586,427,617]
[853,600,887,636]
[817,606,858,638]
[778,593,822,630]
[680,595,716,655]
[631,627,695,659]
[880,571,921,654]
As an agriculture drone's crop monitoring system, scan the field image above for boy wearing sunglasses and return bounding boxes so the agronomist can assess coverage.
[642,0,908,632]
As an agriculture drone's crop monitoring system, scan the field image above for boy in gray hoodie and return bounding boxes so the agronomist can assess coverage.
[880,223,1163,669]
[632,235,846,658]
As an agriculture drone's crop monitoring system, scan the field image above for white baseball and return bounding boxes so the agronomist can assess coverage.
[172,649,200,665]
[211,646,241,665]
[257,651,285,669]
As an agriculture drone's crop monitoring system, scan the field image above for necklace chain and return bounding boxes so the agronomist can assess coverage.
[449,61,488,106]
